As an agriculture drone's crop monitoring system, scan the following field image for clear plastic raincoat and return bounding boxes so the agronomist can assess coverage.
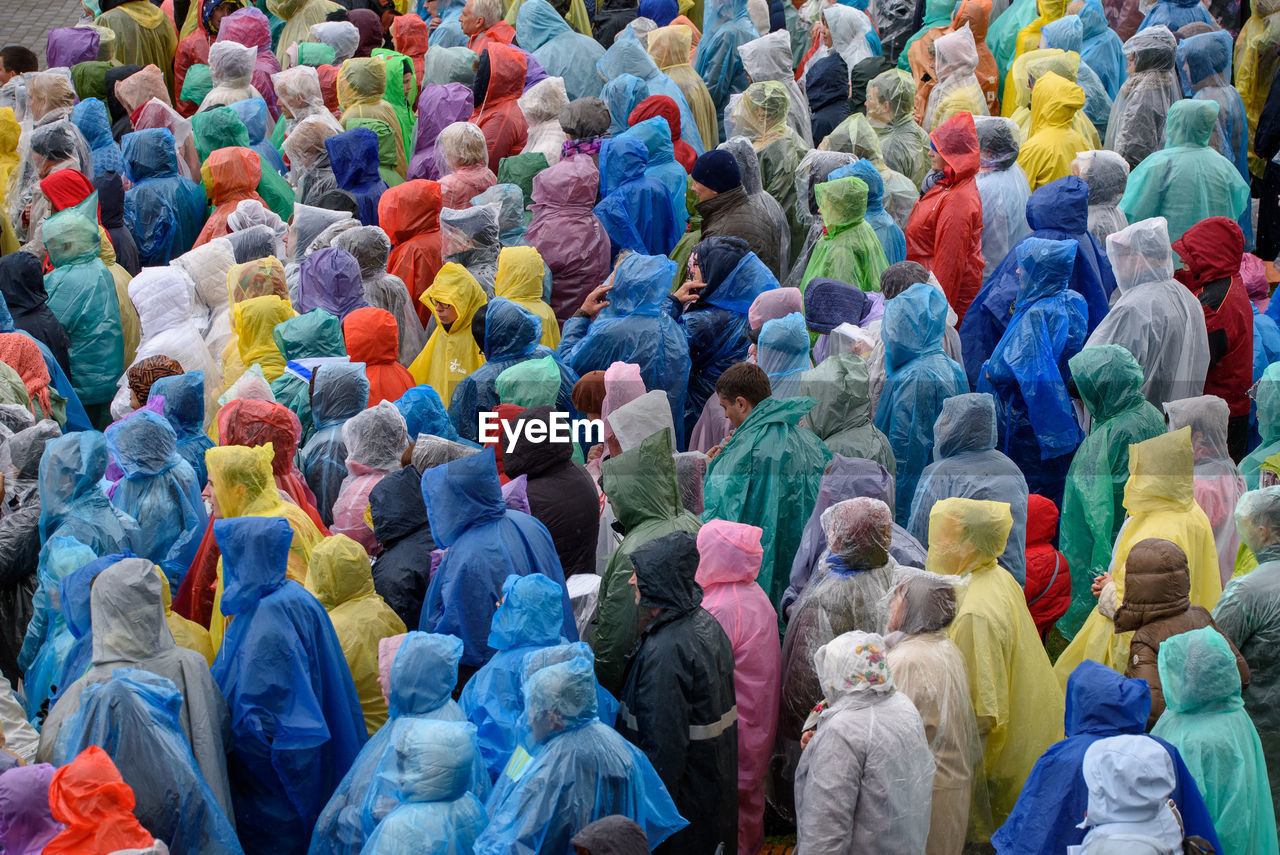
[19,537,96,722]
[926,497,1065,834]
[1072,148,1129,248]
[874,282,969,523]
[1178,32,1249,187]
[148,371,214,489]
[332,227,425,367]
[973,116,1030,279]
[650,24,719,153]
[923,25,990,132]
[1085,217,1209,408]
[800,351,894,468]
[331,401,408,551]
[867,69,931,187]
[1151,627,1280,855]
[907,393,1030,583]
[1103,26,1181,168]
[297,363,368,526]
[38,431,138,554]
[739,30,812,146]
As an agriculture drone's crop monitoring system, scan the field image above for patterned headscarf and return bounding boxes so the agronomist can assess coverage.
[814,630,895,703]
[0,333,52,417]
[126,355,183,406]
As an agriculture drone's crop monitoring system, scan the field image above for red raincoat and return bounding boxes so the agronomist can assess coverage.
[379,179,444,325]
[344,306,416,405]
[629,94,697,171]
[194,147,264,246]
[904,111,984,322]
[218,398,328,530]
[468,19,516,55]
[392,14,428,87]
[1023,492,1071,639]
[1173,217,1254,419]
[44,746,157,855]
[472,43,528,173]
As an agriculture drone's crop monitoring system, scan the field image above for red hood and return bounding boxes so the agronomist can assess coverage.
[392,13,428,56]
[343,306,401,365]
[1025,493,1059,545]
[40,169,98,217]
[480,43,528,108]
[629,94,682,139]
[929,111,980,183]
[1172,216,1244,292]
[217,398,301,477]
[378,178,442,244]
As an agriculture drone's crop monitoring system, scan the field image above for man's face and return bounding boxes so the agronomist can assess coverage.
[719,393,752,428]
[0,59,11,86]
[928,146,946,171]
[208,3,234,33]
[459,0,485,35]
[692,179,718,203]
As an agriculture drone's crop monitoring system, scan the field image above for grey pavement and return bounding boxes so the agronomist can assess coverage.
[7,0,94,68]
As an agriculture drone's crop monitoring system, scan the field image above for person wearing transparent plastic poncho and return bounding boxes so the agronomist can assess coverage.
[922,25,990,133]
[972,116,1030,279]
[1104,26,1181,168]
[819,111,920,230]
[1071,148,1129,248]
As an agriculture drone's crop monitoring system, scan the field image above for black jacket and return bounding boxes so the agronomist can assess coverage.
[618,530,738,855]
[0,252,71,376]
[369,466,436,629]
[697,185,781,276]
[95,172,141,276]
[807,53,850,147]
[1255,61,1280,259]
[504,405,601,577]
[593,0,639,47]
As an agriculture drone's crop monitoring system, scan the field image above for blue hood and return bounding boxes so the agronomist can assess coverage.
[214,516,293,615]
[230,97,271,145]
[1040,15,1083,52]
[60,551,130,640]
[1025,175,1090,233]
[326,127,384,190]
[620,116,676,168]
[933,392,998,456]
[516,0,573,52]
[1064,659,1151,736]
[699,244,778,315]
[1078,0,1110,36]
[1178,30,1231,84]
[105,409,181,479]
[599,252,676,317]
[389,631,464,717]
[883,282,949,371]
[312,362,370,430]
[831,159,885,214]
[483,297,542,361]
[488,572,567,650]
[71,97,116,151]
[600,136,649,197]
[149,371,206,441]
[396,385,468,443]
[603,75,650,136]
[597,35,660,82]
[420,446,506,546]
[1016,236,1079,303]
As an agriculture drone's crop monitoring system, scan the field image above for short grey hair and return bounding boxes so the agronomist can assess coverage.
[1237,487,1280,554]
[471,0,502,24]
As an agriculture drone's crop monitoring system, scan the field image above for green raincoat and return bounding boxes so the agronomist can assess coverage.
[799,353,895,473]
[1058,344,1167,638]
[371,49,419,154]
[269,309,347,441]
[194,107,295,221]
[496,152,550,227]
[799,177,889,292]
[701,395,831,609]
[593,429,702,695]
[495,355,561,408]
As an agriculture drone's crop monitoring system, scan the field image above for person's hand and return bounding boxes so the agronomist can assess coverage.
[706,441,725,460]
[673,278,705,305]
[586,444,604,463]
[801,729,815,749]
[578,282,612,319]
[1091,572,1112,598]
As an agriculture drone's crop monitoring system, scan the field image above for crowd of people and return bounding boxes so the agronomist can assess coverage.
[0,0,1277,849]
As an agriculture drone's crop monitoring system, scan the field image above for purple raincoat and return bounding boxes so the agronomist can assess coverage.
[526,154,613,322]
[0,764,62,855]
[46,27,100,70]
[408,83,474,181]
[297,247,370,319]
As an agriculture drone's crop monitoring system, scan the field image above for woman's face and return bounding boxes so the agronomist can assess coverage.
[887,589,905,633]
[928,147,946,171]
[434,300,458,325]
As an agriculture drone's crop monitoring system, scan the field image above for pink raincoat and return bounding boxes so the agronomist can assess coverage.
[526,154,612,322]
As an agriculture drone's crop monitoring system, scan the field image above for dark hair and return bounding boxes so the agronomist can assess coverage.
[715,362,771,406]
[0,46,37,76]
[880,261,930,299]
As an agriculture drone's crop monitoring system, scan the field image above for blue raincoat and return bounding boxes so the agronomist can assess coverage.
[149,371,215,489]
[1078,0,1126,99]
[593,136,681,259]
[394,384,472,445]
[51,550,130,711]
[474,648,687,854]
[757,312,811,398]
[230,97,289,175]
[105,409,207,588]
[17,537,96,722]
[418,448,576,667]
[597,33,705,152]
[299,363,371,527]
[52,669,244,855]
[515,0,606,100]
[71,97,123,178]
[210,516,367,855]
[1178,32,1250,186]
[309,632,491,855]
[1252,306,1280,446]
[326,128,389,227]
[38,431,138,554]
[977,237,1088,506]
[829,159,906,265]
[906,393,1029,584]
[0,288,90,432]
[1138,0,1213,33]
[619,116,692,235]
[449,298,575,442]
[426,0,467,46]
[603,74,650,136]
[874,282,969,524]
[692,0,757,129]
[359,720,490,855]
[674,236,777,436]
[122,129,208,265]
[557,253,692,442]
[960,176,1116,388]
[993,660,1222,855]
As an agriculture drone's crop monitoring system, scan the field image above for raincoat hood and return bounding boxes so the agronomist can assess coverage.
[599,252,676,317]
[738,29,794,81]
[924,496,1013,577]
[151,372,208,440]
[516,0,574,52]
[802,352,874,439]
[695,518,764,585]
[1125,26,1175,73]
[105,408,182,479]
[214,515,294,615]
[423,262,486,329]
[311,363,370,432]
[378,178,442,242]
[1122,427,1195,516]
[1157,625,1243,714]
[1065,659,1152,736]
[0,764,60,855]
[47,745,152,848]
[307,533,378,609]
[530,152,599,207]
[814,172,872,234]
[883,282,950,371]
[0,250,51,314]
[38,431,110,534]
[599,135,649,195]
[1164,98,1216,148]
[933,391,997,457]
[929,111,979,183]
[327,127,383,190]
[420,446,505,546]
[393,719,478,802]
[694,237,777,314]
[1069,344,1149,421]
[298,247,369,318]
[89,557,172,665]
[1177,31,1230,86]
[478,44,527,107]
[597,36,662,83]
[602,428,684,531]
[1171,217,1243,292]
[934,25,979,79]
[1016,235,1078,303]
[807,54,852,112]
[1040,13,1081,50]
[488,572,566,649]
[273,309,345,362]
[388,631,463,717]
[631,529,703,615]
[206,442,281,517]
[1026,491,1059,544]
[337,57,389,109]
[1029,71,1084,130]
[121,128,179,182]
[1080,735,1179,829]
[206,146,261,201]
[1025,174,1090,232]
[503,405,573,478]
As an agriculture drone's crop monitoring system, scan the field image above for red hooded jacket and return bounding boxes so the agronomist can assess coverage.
[1173,217,1254,419]
[629,94,697,171]
[471,43,528,173]
[468,19,517,56]
[904,111,985,322]
[379,179,444,325]
[1023,492,1071,639]
[344,306,416,405]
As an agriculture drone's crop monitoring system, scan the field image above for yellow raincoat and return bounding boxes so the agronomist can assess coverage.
[926,497,1065,837]
[158,568,215,666]
[0,109,19,213]
[205,444,325,650]
[268,0,343,68]
[96,0,178,91]
[1053,427,1222,683]
[494,246,560,347]
[648,25,719,154]
[1003,49,1101,151]
[222,295,294,389]
[1017,71,1090,191]
[409,262,487,405]
[339,58,408,176]
[305,535,407,736]
[1011,0,1067,65]
[1234,0,1280,177]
